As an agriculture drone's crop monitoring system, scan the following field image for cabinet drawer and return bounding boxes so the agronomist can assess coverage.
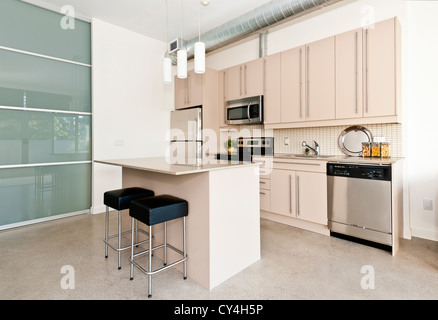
[253,156,273,177]
[272,159,326,173]
[259,178,271,189]
[260,189,271,212]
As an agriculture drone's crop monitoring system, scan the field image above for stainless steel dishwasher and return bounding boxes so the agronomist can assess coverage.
[327,163,392,247]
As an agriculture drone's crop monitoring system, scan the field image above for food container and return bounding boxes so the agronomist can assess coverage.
[371,142,381,157]
[362,142,371,157]
[380,142,391,158]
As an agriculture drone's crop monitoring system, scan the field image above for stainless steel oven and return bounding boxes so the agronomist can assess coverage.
[327,163,392,247]
[226,96,263,125]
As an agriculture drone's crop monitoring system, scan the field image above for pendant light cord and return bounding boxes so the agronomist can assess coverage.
[198,2,201,42]
[180,0,184,49]
[166,0,168,46]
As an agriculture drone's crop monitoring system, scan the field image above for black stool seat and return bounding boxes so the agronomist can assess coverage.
[129,195,188,226]
[104,187,154,210]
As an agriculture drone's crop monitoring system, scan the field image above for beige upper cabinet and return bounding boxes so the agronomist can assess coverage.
[174,70,203,109]
[264,53,281,124]
[336,28,363,119]
[281,46,306,123]
[226,58,264,101]
[364,18,398,118]
[305,36,336,121]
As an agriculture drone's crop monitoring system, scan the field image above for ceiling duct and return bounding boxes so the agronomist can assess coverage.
[178,0,343,61]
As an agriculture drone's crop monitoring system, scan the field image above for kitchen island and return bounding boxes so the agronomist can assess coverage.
[95,157,261,290]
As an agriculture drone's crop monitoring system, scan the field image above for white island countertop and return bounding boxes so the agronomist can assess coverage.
[94,157,261,175]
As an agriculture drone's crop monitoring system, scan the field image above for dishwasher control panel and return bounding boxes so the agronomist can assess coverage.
[327,163,391,181]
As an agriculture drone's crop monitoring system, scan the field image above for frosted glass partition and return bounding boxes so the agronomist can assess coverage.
[0,49,91,113]
[0,1,92,228]
[0,163,91,226]
[0,0,91,64]
[0,109,91,166]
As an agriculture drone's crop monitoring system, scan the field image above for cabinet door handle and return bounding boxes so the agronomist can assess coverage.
[187,75,191,104]
[365,29,369,113]
[299,48,303,119]
[306,46,310,118]
[355,31,359,114]
[263,58,266,95]
[244,64,248,95]
[223,71,227,101]
[260,192,266,195]
[239,66,243,96]
[289,174,293,214]
[297,175,300,216]
[183,78,186,105]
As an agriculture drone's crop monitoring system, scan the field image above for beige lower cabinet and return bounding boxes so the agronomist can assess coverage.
[267,159,328,232]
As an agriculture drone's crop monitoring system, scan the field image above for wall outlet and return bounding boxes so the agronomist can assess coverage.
[284,137,289,145]
[423,199,433,211]
[374,136,386,143]
[114,139,124,147]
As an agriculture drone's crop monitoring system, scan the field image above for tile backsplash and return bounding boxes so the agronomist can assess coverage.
[219,123,403,157]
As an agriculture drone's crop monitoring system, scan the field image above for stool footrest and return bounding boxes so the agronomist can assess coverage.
[132,243,183,258]
[129,256,187,276]
[104,238,150,252]
[107,228,150,241]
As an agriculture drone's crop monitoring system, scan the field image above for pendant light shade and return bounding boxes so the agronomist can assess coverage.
[194,42,205,74]
[163,54,172,84]
[194,1,207,74]
[177,48,187,79]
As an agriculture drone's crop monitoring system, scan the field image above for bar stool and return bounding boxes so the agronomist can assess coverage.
[103,187,154,269]
[129,195,188,298]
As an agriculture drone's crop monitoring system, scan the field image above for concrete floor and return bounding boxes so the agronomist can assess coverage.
[0,212,437,300]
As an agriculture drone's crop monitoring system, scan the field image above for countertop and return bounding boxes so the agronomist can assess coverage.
[271,153,403,165]
[94,157,260,176]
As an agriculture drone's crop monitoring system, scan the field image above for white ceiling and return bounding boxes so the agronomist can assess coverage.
[22,0,273,43]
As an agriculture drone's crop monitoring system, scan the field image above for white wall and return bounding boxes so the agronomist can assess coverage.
[404,1,438,240]
[206,0,438,241]
[91,18,173,214]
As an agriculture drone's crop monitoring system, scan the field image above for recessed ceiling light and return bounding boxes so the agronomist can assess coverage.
[201,0,210,6]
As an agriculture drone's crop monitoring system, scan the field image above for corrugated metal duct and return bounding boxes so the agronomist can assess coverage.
[181,0,344,60]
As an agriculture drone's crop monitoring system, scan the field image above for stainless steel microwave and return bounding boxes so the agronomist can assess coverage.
[226,96,263,125]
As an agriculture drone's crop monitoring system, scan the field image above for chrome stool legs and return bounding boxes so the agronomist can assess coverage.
[129,216,188,298]
[104,206,149,270]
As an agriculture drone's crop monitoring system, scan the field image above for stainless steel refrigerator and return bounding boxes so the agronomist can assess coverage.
[170,107,202,166]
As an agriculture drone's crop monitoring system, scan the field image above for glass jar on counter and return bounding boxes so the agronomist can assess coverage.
[371,142,381,157]
[380,142,391,158]
[362,142,371,157]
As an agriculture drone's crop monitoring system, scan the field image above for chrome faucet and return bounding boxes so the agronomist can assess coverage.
[302,140,320,156]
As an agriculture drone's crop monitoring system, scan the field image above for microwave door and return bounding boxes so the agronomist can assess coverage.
[227,105,250,124]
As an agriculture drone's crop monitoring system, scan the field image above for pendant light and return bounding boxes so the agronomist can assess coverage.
[163,0,172,84]
[194,1,208,74]
[177,0,187,79]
